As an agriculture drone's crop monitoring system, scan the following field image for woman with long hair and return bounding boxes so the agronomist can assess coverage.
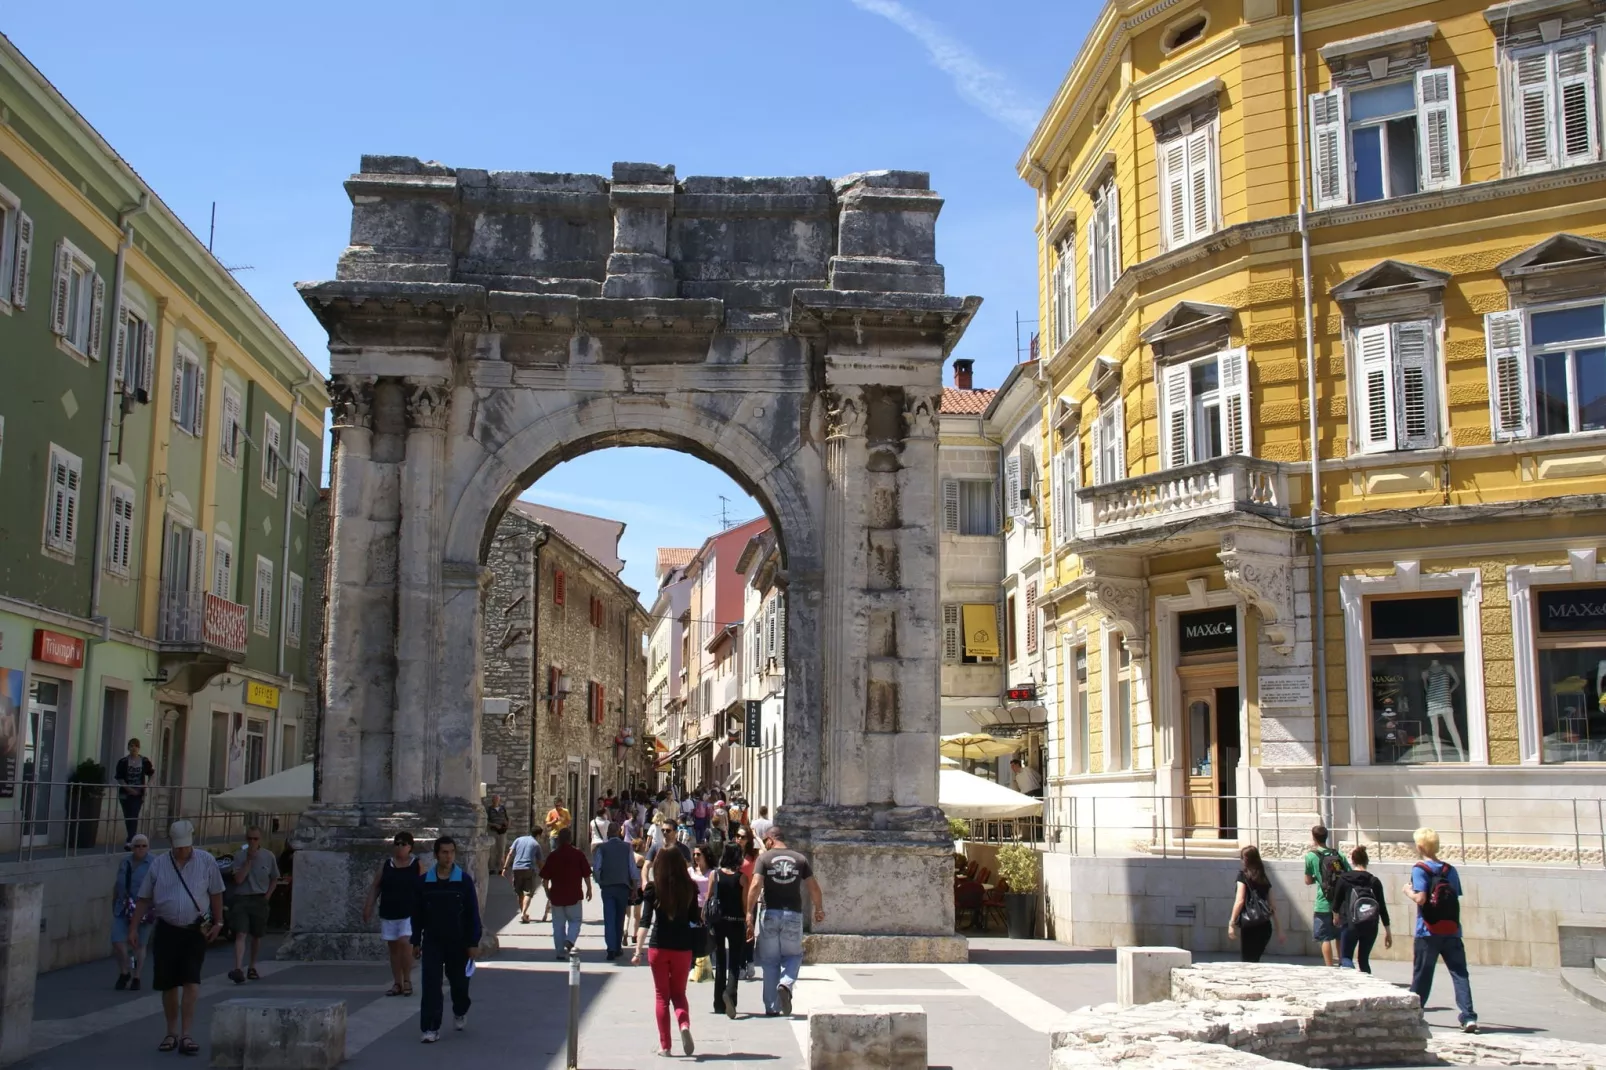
[634,848,700,1057]
[735,826,761,980]
[627,835,649,944]
[691,845,715,907]
[708,842,749,1017]
[1227,845,1281,962]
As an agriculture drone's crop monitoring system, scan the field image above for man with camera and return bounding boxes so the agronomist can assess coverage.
[129,819,225,1056]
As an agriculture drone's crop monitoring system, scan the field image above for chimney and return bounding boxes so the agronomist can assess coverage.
[952,359,974,391]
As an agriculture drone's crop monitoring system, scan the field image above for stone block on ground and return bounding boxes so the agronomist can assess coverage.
[210,999,346,1070]
[1117,946,1191,1007]
[1052,1035,1304,1070]
[0,882,43,1068]
[808,1005,926,1070]
[1428,1032,1606,1069]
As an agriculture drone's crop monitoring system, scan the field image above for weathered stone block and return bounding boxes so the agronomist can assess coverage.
[1117,946,1191,1007]
[210,999,345,1070]
[808,1005,926,1070]
[0,882,42,1068]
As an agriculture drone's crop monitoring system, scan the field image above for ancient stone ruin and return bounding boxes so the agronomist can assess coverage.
[286,158,979,962]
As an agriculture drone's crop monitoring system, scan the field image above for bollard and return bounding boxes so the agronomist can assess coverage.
[567,943,580,1070]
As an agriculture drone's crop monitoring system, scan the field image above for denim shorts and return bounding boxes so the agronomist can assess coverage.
[1312,911,1339,942]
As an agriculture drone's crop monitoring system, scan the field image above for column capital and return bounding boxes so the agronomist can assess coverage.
[903,391,941,439]
[1078,552,1149,658]
[328,374,376,430]
[404,377,451,432]
[1219,529,1295,654]
[824,386,868,439]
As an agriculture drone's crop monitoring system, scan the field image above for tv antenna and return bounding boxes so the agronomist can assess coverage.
[718,495,735,530]
[208,201,254,272]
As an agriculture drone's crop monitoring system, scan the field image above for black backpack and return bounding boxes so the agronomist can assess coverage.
[1335,871,1381,927]
[1415,861,1460,935]
[1314,848,1346,906]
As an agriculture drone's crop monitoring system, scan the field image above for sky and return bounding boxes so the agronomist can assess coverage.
[6,1,1095,598]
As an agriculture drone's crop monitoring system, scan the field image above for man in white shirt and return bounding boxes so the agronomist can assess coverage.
[749,805,774,844]
[1011,758,1043,798]
[130,820,224,1055]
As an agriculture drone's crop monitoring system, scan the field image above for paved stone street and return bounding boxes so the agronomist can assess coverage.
[18,879,1606,1069]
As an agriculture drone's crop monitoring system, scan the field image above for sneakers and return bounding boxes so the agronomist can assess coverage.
[420,1031,439,1044]
[777,982,793,1016]
[453,1015,467,1032]
[742,963,756,981]
[228,968,246,985]
[115,973,130,991]
[681,1027,695,1056]
[1462,1021,1479,1034]
[723,987,737,1019]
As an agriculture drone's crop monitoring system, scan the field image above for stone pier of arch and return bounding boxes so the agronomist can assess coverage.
[282,159,980,963]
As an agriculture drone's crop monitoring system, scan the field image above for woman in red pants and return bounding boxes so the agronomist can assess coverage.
[633,848,699,1057]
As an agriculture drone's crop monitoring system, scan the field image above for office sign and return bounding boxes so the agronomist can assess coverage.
[246,681,281,708]
[1177,608,1237,655]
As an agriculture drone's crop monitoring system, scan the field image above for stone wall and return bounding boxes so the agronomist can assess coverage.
[301,490,331,765]
[480,508,648,837]
[1041,852,1606,968]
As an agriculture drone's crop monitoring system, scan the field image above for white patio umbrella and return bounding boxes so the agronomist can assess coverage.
[210,762,314,814]
[938,767,1043,820]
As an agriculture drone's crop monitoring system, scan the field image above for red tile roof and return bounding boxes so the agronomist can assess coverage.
[940,387,997,415]
[656,547,697,572]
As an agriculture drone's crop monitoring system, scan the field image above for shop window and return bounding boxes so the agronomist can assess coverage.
[1534,585,1606,763]
[1367,595,1469,764]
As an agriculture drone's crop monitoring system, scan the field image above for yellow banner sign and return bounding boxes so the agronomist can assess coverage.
[961,603,999,658]
[245,681,281,708]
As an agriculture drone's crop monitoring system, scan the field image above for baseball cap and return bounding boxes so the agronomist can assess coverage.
[169,820,196,848]
[129,834,150,847]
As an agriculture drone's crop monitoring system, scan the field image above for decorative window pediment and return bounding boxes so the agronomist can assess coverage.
[1053,395,1080,430]
[1319,21,1438,86]
[1140,300,1233,361]
[1497,233,1606,304]
[1332,260,1450,324]
[1086,355,1123,397]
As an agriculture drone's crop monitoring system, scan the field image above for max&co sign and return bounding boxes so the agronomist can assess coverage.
[1537,587,1606,634]
[1178,608,1237,655]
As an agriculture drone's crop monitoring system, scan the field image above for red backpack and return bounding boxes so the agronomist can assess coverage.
[1415,861,1460,935]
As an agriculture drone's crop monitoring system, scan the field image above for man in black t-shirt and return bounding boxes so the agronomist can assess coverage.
[114,739,155,848]
[744,828,823,1017]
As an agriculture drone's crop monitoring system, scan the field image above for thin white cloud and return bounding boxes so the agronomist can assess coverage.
[848,0,1040,136]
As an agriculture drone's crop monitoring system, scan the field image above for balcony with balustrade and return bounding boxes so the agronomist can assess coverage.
[157,585,250,692]
[1073,455,1292,547]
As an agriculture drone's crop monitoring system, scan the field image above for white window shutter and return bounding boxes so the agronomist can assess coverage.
[110,487,135,575]
[1220,347,1251,456]
[113,305,129,387]
[213,536,232,598]
[1111,395,1127,480]
[1515,51,1554,171]
[1020,443,1036,506]
[1556,40,1599,165]
[1160,361,1192,468]
[139,316,156,397]
[1051,450,1066,543]
[88,274,105,361]
[1309,89,1350,208]
[171,360,185,425]
[776,595,785,661]
[194,362,206,438]
[941,478,960,533]
[190,530,207,599]
[1107,182,1121,280]
[1005,455,1021,518]
[1393,321,1439,450]
[11,211,31,308]
[1073,434,1093,531]
[1416,69,1461,191]
[49,240,70,336]
[1484,309,1530,440]
[106,490,125,575]
[1187,127,1215,238]
[1090,411,1105,486]
[1086,217,1098,307]
[288,575,303,641]
[1355,324,1396,453]
[1161,138,1189,249]
[943,604,960,662]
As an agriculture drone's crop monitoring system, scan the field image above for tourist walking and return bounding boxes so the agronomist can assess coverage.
[589,806,611,850]
[748,805,773,845]
[746,826,823,1016]
[502,826,545,924]
[593,822,640,960]
[1226,845,1280,962]
[540,828,593,959]
[114,738,154,847]
[1405,827,1477,1032]
[634,848,700,1057]
[707,843,748,1018]
[691,793,711,843]
[111,834,155,990]
[411,836,482,1043]
[736,826,760,979]
[1302,824,1349,966]
[484,795,510,867]
[1335,846,1391,973]
[362,832,423,997]
[128,820,224,1055]
[226,826,280,984]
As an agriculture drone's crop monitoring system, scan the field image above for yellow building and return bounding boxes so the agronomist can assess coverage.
[1020,0,1606,865]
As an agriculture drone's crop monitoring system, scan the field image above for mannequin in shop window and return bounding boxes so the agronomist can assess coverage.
[1421,659,1463,763]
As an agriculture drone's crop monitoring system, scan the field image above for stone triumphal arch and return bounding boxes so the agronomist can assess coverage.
[287,159,978,962]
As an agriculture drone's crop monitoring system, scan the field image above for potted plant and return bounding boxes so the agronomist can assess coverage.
[995,842,1039,939]
[67,758,108,850]
[947,816,970,843]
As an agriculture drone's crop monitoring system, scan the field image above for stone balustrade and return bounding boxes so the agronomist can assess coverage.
[1077,456,1287,540]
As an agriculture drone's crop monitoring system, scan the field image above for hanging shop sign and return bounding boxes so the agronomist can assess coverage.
[245,681,281,708]
[32,629,84,668]
[1178,608,1237,655]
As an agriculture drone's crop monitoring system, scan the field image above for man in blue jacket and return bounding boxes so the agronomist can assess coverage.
[411,836,482,1043]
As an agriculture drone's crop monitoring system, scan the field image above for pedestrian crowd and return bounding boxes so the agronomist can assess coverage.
[1227,823,1477,1033]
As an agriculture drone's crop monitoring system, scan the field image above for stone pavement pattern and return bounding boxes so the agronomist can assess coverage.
[15,880,1606,1068]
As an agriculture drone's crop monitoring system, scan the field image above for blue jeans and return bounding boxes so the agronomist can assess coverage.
[551,902,584,955]
[600,884,630,956]
[1410,933,1477,1024]
[756,909,804,1014]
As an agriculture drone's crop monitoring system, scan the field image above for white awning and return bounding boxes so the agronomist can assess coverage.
[938,767,1042,820]
[210,762,313,814]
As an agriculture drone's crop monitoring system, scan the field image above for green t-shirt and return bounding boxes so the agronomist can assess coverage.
[1303,847,1349,913]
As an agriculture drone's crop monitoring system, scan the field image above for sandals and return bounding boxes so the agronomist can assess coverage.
[402,982,413,996]
[179,1036,199,1056]
[159,1036,178,1052]
[246,968,260,981]
[385,983,405,997]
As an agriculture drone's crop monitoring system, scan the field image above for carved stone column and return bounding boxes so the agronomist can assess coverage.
[1080,552,1149,657]
[1219,530,1295,655]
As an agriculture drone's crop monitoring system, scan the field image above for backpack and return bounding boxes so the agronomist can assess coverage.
[694,800,709,819]
[1335,871,1381,927]
[1314,848,1346,907]
[1238,877,1271,926]
[1415,861,1460,935]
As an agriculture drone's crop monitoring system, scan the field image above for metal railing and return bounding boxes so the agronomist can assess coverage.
[961,791,1606,868]
[0,780,298,864]
[158,586,249,652]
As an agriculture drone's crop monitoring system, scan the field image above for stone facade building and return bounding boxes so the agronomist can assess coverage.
[480,502,649,838]
[646,549,695,785]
